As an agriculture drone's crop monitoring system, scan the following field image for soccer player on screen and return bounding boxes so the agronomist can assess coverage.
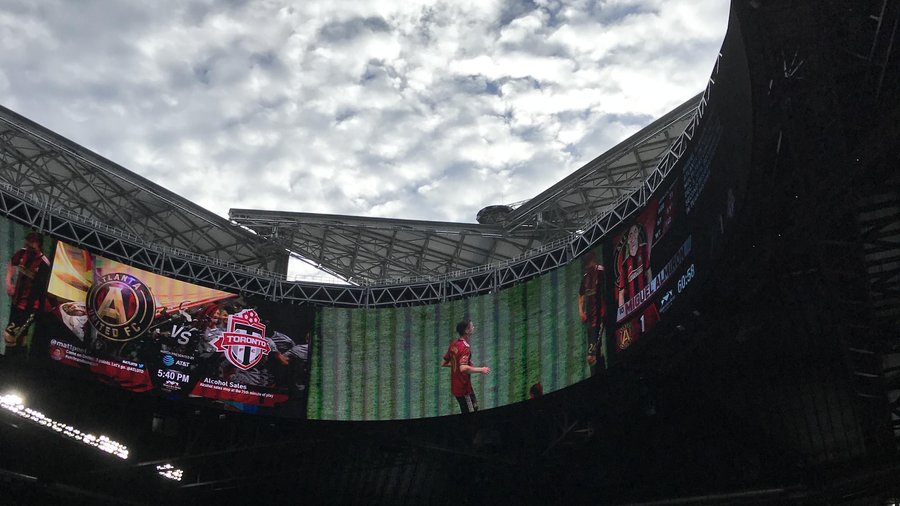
[615,224,653,306]
[4,232,50,354]
[441,319,490,414]
[578,252,606,375]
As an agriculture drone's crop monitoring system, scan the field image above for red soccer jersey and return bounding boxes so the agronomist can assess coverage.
[616,244,649,302]
[444,338,473,397]
[579,264,606,329]
[10,248,49,311]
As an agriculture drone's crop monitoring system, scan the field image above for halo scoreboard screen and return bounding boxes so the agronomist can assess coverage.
[33,240,316,416]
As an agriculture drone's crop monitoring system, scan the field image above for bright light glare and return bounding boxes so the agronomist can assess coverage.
[156,463,184,481]
[1,392,23,405]
[0,392,129,459]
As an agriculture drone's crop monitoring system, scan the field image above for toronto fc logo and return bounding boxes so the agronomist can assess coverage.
[86,273,156,341]
[212,309,271,370]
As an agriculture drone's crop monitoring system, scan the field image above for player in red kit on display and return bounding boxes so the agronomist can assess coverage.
[4,232,50,354]
[441,319,490,414]
[578,251,606,375]
[615,224,653,306]
[614,223,660,349]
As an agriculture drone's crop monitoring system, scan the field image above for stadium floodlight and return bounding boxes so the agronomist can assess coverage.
[0,392,23,406]
[156,463,184,481]
[0,391,128,459]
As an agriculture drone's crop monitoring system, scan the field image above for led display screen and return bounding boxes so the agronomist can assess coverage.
[308,15,752,418]
[609,20,751,354]
[611,175,692,350]
[32,241,315,416]
[2,12,751,422]
[0,218,53,357]
[307,246,606,420]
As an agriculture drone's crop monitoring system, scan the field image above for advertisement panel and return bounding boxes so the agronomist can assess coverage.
[308,246,606,421]
[36,241,314,416]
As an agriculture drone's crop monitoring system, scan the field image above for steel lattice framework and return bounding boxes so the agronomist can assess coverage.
[0,106,288,273]
[0,53,717,307]
[0,55,714,307]
[231,94,702,283]
[5,2,900,503]
[226,211,539,285]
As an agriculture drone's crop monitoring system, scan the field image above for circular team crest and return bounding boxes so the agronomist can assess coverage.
[86,273,156,342]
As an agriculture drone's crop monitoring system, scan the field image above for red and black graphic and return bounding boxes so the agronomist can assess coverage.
[614,201,657,315]
[614,307,660,351]
[3,230,52,356]
[578,248,607,374]
[610,178,688,351]
[212,309,271,371]
[86,273,155,342]
[36,241,315,418]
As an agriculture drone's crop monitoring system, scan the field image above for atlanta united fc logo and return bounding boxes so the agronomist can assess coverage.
[212,309,270,371]
[616,325,633,350]
[86,273,156,341]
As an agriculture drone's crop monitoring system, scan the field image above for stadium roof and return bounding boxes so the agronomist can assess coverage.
[0,91,698,285]
[231,93,702,283]
[0,106,287,274]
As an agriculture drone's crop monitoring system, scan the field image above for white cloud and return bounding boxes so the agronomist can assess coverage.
[0,0,728,276]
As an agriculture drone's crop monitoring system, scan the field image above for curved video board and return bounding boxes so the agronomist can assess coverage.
[608,14,750,355]
[308,13,751,420]
[307,246,605,420]
[1,11,751,423]
[25,239,317,416]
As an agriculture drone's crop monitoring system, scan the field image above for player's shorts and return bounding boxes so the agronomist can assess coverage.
[4,306,34,345]
[455,393,478,414]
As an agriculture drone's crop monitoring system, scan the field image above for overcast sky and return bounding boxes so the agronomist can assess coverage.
[0,0,727,278]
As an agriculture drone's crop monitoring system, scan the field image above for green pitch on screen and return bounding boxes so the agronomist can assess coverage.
[307,248,602,421]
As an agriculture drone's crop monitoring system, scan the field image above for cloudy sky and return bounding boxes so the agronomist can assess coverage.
[0,0,727,276]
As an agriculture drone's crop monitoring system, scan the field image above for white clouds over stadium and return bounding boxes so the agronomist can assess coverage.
[0,0,727,224]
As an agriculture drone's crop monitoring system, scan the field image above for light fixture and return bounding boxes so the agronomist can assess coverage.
[156,463,184,481]
[0,392,129,459]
